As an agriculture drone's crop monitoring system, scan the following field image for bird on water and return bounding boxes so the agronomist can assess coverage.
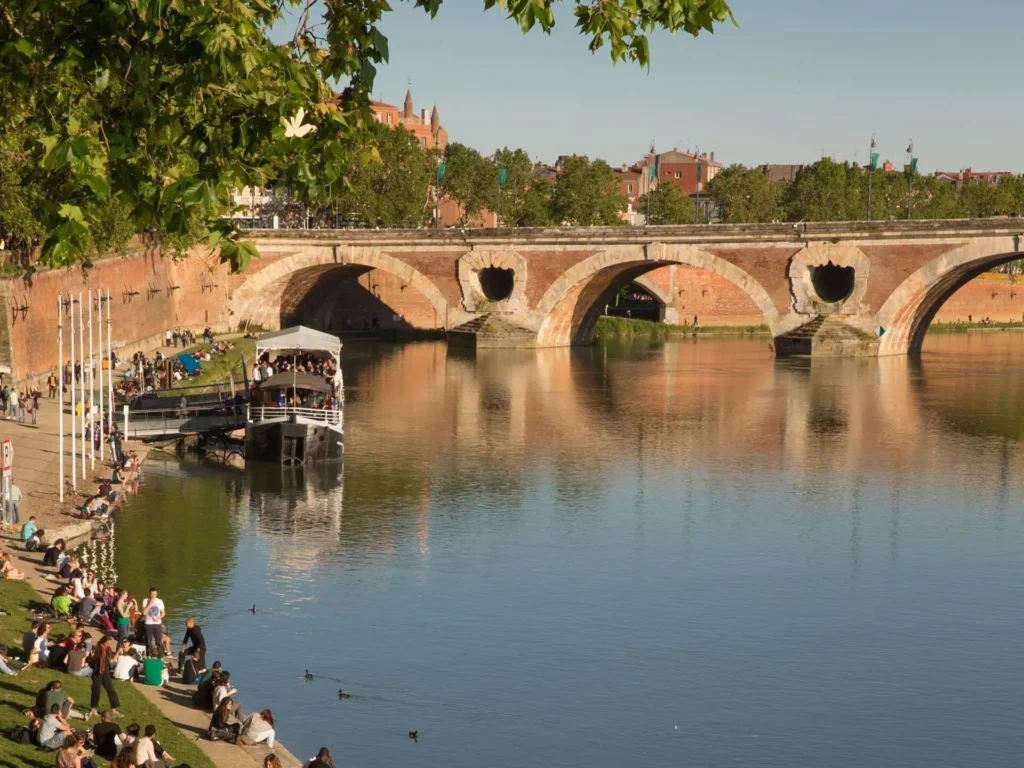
[250,604,256,614]
[304,670,313,680]
[338,690,351,699]
[408,731,419,741]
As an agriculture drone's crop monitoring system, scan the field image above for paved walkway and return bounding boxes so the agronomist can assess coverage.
[0,341,305,768]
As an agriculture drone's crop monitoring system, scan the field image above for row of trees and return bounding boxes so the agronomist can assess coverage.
[331,128,704,228]
[330,143,1024,230]
[708,159,1024,223]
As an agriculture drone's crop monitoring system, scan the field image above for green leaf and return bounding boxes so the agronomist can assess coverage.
[83,175,112,200]
[95,68,110,92]
[58,204,85,223]
[14,39,34,58]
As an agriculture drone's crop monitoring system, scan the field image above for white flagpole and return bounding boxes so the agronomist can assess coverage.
[79,292,86,478]
[97,291,105,462]
[106,288,113,448]
[70,294,77,489]
[58,293,64,502]
[88,288,95,469]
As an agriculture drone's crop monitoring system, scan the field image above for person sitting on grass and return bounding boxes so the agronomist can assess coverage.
[67,638,94,679]
[115,724,141,762]
[90,710,121,761]
[55,733,101,768]
[193,661,222,707]
[112,646,142,682]
[20,515,37,542]
[23,622,53,670]
[133,723,177,768]
[25,526,46,553]
[51,586,73,618]
[38,703,72,750]
[0,642,20,675]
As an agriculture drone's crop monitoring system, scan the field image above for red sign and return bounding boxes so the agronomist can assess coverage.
[2,438,12,478]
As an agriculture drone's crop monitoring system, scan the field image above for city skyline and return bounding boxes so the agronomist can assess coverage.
[350,0,1024,172]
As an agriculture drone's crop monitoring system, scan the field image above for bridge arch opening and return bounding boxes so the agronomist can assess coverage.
[535,248,781,347]
[605,281,665,322]
[878,249,1024,355]
[231,252,451,334]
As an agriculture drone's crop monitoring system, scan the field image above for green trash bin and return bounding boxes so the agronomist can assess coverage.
[143,657,165,686]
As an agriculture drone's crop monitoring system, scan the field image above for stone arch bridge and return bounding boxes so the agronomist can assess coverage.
[229,220,1024,356]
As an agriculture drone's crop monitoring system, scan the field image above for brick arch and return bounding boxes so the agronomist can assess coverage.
[875,237,1022,355]
[230,248,452,331]
[534,244,781,347]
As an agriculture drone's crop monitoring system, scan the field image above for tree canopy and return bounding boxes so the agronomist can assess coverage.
[0,0,734,271]
[550,156,626,226]
[639,182,696,224]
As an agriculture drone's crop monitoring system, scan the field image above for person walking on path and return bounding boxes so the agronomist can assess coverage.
[48,372,58,398]
[19,390,27,423]
[142,588,166,658]
[8,387,17,419]
[31,391,39,425]
[87,635,122,719]
[7,483,22,528]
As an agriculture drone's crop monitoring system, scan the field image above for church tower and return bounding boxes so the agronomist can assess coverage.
[404,88,414,121]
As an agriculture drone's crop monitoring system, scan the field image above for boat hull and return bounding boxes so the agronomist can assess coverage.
[245,419,343,464]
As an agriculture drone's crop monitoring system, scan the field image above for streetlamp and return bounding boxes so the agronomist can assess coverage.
[867,134,877,222]
[497,167,506,227]
[646,140,655,226]
[435,159,446,228]
[905,139,916,220]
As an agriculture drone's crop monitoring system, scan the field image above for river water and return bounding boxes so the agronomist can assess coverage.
[104,332,1024,767]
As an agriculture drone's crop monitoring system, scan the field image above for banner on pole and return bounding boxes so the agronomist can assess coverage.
[2,438,13,478]
[870,152,880,171]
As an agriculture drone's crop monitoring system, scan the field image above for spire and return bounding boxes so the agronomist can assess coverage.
[404,87,414,120]
[430,104,440,132]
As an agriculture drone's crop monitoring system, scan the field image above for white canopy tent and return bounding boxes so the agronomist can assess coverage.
[255,325,342,357]
[255,326,343,400]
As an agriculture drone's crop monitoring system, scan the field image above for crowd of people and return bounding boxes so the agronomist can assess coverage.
[2,528,307,767]
[0,385,42,425]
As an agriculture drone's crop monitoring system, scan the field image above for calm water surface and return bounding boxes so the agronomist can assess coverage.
[106,333,1024,767]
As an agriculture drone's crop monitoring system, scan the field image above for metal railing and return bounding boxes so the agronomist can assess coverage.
[114,403,247,439]
[249,406,342,427]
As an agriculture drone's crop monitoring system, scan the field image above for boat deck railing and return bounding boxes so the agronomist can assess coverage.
[249,405,343,427]
[114,403,247,439]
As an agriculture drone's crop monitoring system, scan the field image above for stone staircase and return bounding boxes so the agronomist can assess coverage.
[774,315,879,357]
[447,313,538,349]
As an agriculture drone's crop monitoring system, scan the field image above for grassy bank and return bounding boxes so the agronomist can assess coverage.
[928,321,1024,334]
[595,316,770,340]
[0,579,215,768]
[175,338,256,393]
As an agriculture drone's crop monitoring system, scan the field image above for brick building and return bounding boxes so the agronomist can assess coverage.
[933,168,1013,188]
[369,89,449,151]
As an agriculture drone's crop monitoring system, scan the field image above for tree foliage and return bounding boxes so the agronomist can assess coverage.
[335,122,432,227]
[491,147,553,227]
[0,0,732,271]
[440,143,496,225]
[550,156,626,226]
[707,164,782,223]
[639,181,696,224]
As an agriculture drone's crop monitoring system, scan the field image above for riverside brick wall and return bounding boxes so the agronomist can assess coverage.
[643,266,769,327]
[6,249,235,385]
[932,274,1024,323]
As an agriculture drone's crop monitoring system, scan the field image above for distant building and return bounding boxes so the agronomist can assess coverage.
[369,89,449,151]
[933,168,1013,188]
[758,164,805,184]
[651,149,722,195]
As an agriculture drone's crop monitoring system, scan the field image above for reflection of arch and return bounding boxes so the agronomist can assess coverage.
[230,248,452,330]
[535,244,780,347]
[876,238,1022,355]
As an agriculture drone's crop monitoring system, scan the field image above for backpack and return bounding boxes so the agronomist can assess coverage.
[9,725,33,744]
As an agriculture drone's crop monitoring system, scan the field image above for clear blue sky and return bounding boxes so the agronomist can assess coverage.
[316,1,1024,172]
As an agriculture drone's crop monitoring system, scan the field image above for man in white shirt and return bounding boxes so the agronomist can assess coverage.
[142,588,166,658]
[135,724,174,767]
[113,650,142,681]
